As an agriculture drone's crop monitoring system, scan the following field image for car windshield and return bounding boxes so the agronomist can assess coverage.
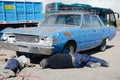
[41,14,81,26]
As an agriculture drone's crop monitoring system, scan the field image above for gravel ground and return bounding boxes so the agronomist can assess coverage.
[0,31,120,80]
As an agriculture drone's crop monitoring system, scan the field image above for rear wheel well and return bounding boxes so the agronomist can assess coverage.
[96,38,107,51]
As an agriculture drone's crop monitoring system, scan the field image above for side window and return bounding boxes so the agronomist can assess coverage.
[92,15,102,28]
[82,14,91,28]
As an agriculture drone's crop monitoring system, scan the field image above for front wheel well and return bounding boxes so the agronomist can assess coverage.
[62,40,77,53]
[106,37,110,41]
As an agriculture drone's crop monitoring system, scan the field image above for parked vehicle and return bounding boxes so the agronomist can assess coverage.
[0,12,116,55]
[0,0,43,30]
[45,2,119,27]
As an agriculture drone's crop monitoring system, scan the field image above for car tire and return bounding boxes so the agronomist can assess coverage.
[62,42,76,54]
[97,39,107,51]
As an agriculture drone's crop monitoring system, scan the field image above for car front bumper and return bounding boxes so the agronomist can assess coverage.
[0,41,55,55]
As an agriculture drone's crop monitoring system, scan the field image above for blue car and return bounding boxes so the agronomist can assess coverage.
[0,12,116,55]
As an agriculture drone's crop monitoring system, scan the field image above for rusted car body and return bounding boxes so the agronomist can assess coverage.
[0,12,116,55]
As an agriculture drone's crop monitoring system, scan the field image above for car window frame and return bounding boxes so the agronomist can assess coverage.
[81,14,92,29]
[92,15,105,28]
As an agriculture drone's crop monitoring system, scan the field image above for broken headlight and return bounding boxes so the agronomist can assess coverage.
[1,33,16,42]
[1,33,9,41]
[40,37,53,46]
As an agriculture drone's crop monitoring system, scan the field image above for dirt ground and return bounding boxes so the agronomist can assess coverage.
[0,31,120,80]
[117,20,120,31]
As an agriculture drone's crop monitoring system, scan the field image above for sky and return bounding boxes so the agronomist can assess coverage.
[42,0,120,14]
[3,0,120,14]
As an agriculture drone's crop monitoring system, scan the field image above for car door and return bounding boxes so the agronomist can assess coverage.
[78,14,97,51]
[91,15,104,46]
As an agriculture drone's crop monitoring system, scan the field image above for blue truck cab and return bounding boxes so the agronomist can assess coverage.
[0,11,116,55]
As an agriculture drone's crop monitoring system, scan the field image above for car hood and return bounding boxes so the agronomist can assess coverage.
[2,26,78,36]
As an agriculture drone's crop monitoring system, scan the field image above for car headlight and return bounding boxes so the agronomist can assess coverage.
[1,33,9,41]
[45,37,52,46]
[34,37,39,42]
[1,33,16,43]
[39,37,53,46]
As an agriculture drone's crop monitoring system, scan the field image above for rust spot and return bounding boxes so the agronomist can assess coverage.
[27,30,32,32]
[64,32,72,37]
[53,38,57,44]
[42,30,56,33]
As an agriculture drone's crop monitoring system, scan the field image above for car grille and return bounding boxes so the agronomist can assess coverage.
[15,34,39,43]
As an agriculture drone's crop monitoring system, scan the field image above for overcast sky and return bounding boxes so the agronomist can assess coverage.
[4,0,120,14]
[41,0,120,14]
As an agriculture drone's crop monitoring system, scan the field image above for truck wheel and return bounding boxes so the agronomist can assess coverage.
[62,42,76,54]
[98,39,107,51]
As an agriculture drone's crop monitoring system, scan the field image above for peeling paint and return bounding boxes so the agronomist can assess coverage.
[64,32,72,37]
[27,30,33,33]
[53,38,57,44]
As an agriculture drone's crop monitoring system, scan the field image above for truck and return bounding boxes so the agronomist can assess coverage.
[0,0,43,30]
[45,2,119,28]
